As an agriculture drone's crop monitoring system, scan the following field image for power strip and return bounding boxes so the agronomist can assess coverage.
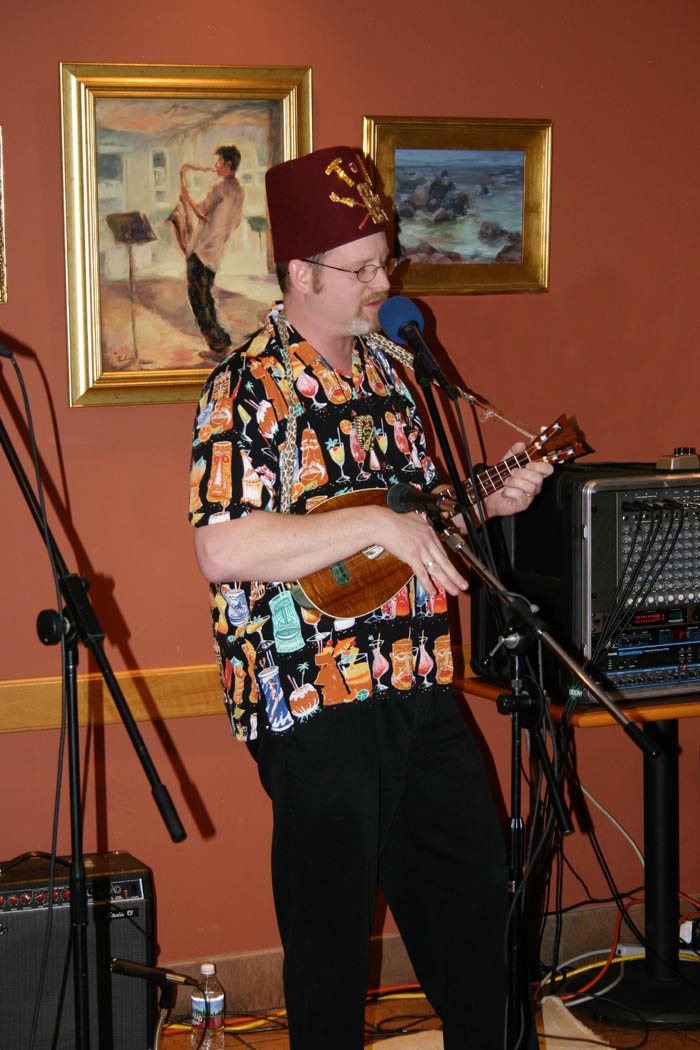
[615,941,700,958]
[615,943,644,957]
[680,918,700,949]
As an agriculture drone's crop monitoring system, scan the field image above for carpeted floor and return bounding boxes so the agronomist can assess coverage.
[159,993,700,1048]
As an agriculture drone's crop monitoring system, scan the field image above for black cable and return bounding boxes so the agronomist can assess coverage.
[592,500,664,661]
[541,881,646,916]
[594,498,685,667]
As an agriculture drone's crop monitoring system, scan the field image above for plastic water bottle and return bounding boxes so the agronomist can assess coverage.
[190,962,225,1049]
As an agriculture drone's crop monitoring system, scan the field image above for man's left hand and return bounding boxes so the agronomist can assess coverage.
[482,442,554,519]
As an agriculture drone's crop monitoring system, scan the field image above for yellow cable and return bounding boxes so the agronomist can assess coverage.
[540,950,699,996]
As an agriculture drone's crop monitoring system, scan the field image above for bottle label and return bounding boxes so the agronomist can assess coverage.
[191,991,224,1029]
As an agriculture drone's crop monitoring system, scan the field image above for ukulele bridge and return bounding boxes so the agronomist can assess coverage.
[361,545,385,560]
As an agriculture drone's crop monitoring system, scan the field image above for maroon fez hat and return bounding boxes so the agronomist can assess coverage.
[265,146,389,263]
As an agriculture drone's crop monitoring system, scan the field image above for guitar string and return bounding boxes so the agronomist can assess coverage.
[276,306,539,515]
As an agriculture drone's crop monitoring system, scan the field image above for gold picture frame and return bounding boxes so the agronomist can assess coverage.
[0,128,6,304]
[60,63,312,406]
[363,116,551,296]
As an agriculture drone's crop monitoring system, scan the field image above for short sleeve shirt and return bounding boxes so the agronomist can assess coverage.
[188,303,454,740]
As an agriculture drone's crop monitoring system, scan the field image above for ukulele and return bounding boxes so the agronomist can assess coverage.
[289,414,591,619]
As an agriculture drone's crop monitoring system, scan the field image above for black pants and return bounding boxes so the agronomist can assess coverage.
[253,690,512,1049]
[186,252,231,353]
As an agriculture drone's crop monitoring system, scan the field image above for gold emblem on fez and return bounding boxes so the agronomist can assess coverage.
[325,155,389,228]
[353,414,375,451]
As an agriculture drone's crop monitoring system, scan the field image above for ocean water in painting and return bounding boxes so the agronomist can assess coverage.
[394,148,524,263]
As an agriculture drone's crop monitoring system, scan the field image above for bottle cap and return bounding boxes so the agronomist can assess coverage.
[200,963,215,975]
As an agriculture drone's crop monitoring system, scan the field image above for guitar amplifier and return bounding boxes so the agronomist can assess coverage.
[471,461,700,704]
[0,851,156,1050]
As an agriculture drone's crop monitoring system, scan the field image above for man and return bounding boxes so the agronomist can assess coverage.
[180,144,244,355]
[188,145,552,1049]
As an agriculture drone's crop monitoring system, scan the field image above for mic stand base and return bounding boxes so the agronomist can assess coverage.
[578,959,700,1027]
[576,719,700,1028]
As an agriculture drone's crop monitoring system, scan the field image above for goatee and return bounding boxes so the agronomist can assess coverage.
[348,316,379,336]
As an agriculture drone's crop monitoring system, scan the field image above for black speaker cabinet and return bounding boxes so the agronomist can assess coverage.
[0,851,156,1050]
[471,462,700,704]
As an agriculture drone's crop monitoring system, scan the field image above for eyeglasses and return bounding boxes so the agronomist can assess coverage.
[301,257,398,283]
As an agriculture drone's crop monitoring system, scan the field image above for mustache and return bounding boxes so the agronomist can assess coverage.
[360,293,388,308]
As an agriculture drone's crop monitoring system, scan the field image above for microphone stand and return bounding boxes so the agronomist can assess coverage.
[0,413,186,1050]
[438,526,660,1048]
[110,958,198,1050]
[409,352,659,1050]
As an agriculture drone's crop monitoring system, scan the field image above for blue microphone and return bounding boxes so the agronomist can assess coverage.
[378,297,458,399]
[378,295,425,343]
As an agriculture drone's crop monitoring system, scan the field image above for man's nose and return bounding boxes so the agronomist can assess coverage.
[371,266,391,292]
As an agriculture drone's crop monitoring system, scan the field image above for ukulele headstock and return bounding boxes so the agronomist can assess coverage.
[533,414,592,464]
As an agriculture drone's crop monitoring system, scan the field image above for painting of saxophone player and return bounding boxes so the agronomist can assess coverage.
[176,146,245,356]
[82,82,311,393]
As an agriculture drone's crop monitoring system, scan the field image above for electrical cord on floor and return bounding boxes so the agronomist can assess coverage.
[163,985,441,1044]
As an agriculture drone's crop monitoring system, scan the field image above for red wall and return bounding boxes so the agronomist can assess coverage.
[1,0,699,962]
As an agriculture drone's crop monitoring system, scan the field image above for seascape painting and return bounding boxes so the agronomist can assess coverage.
[95,97,283,374]
[394,148,525,266]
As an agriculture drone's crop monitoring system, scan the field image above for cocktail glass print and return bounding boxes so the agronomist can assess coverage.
[237,404,253,443]
[258,665,294,732]
[364,357,388,398]
[414,577,431,616]
[355,365,371,398]
[391,414,414,468]
[246,615,272,655]
[369,636,390,691]
[327,431,351,484]
[296,370,326,409]
[349,426,371,481]
[416,632,434,688]
[340,652,372,701]
[299,603,333,650]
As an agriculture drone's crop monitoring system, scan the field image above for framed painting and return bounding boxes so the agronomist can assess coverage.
[0,128,6,304]
[363,116,551,296]
[60,63,312,406]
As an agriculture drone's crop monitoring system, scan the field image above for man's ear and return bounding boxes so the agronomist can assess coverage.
[287,258,314,294]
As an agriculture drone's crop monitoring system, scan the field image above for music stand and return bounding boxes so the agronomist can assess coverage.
[105,211,156,363]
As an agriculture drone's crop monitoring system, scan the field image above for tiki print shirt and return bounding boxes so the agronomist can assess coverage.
[189,303,454,741]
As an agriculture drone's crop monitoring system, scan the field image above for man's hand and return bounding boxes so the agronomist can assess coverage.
[482,442,553,519]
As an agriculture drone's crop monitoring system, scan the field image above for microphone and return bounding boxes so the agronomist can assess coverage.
[386,483,457,516]
[378,297,458,399]
[110,957,199,986]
